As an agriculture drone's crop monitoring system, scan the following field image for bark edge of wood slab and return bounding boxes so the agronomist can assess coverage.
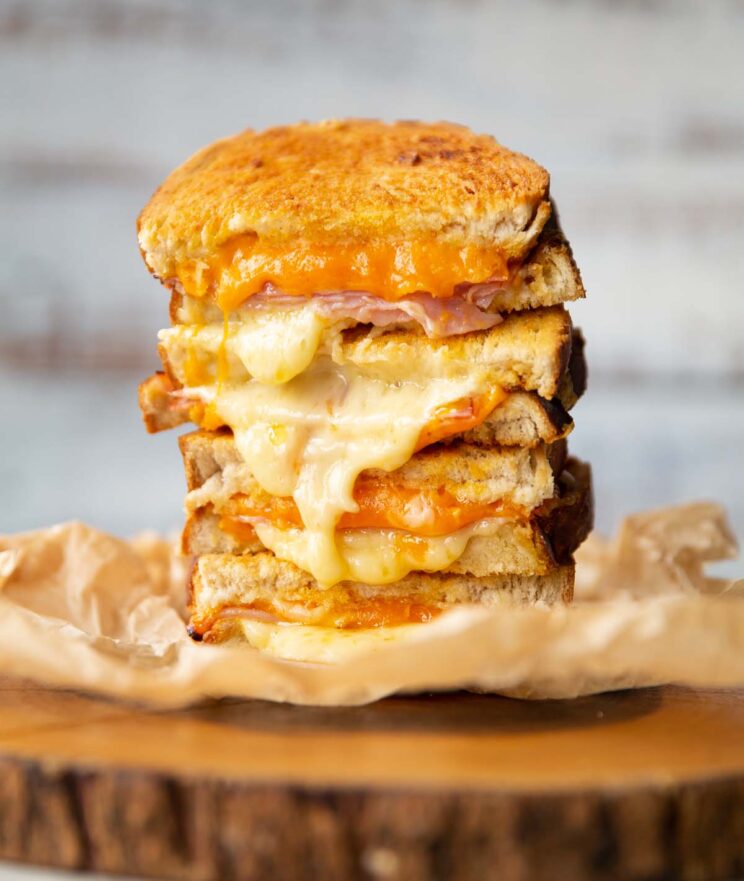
[0,683,742,881]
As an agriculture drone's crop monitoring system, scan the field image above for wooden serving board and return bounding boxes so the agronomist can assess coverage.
[0,680,742,881]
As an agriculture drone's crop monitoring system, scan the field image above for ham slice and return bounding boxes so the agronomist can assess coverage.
[244,284,504,337]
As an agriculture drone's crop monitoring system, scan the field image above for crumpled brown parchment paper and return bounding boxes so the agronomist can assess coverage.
[0,502,742,706]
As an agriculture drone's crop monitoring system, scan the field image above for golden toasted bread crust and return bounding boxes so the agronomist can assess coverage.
[188,556,574,637]
[138,372,188,433]
[180,429,563,513]
[338,306,573,400]
[138,119,551,282]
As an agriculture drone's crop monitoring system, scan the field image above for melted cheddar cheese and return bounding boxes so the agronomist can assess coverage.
[174,234,510,308]
[219,481,524,537]
[416,386,507,450]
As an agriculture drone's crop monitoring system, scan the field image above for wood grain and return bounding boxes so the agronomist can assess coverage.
[0,681,742,881]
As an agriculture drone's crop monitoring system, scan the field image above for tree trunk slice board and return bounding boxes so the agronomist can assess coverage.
[0,679,742,881]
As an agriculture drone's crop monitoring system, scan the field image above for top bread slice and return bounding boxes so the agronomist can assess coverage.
[138,119,551,285]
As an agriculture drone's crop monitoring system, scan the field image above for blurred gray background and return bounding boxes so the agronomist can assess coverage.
[1,0,743,560]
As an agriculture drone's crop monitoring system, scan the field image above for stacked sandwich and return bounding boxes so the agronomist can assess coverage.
[138,120,592,657]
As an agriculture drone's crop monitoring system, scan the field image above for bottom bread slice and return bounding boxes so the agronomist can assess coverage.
[188,554,575,640]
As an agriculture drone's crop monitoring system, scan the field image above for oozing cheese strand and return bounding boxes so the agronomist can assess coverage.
[197,357,495,584]
[252,519,504,585]
[160,309,338,387]
[165,307,506,585]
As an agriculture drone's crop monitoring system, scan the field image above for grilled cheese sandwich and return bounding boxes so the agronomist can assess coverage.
[136,119,592,656]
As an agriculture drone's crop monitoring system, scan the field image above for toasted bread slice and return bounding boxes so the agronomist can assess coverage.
[336,306,572,400]
[138,371,189,434]
[188,553,574,640]
[448,389,574,447]
[180,430,566,512]
[183,509,554,576]
[139,120,551,296]
[499,217,584,313]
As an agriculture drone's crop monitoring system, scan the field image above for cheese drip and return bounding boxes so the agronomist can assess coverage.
[166,303,500,584]
[253,519,503,586]
[191,355,493,585]
[159,307,333,386]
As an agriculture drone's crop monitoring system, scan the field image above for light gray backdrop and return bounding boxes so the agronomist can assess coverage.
[1,0,743,570]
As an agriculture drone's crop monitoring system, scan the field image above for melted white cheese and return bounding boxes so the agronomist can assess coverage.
[239,618,427,663]
[230,308,330,384]
[200,358,490,584]
[254,519,502,585]
[159,306,333,385]
[165,310,494,585]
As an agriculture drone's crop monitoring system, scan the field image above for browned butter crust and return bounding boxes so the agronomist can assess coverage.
[138,119,551,282]
[188,558,575,638]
